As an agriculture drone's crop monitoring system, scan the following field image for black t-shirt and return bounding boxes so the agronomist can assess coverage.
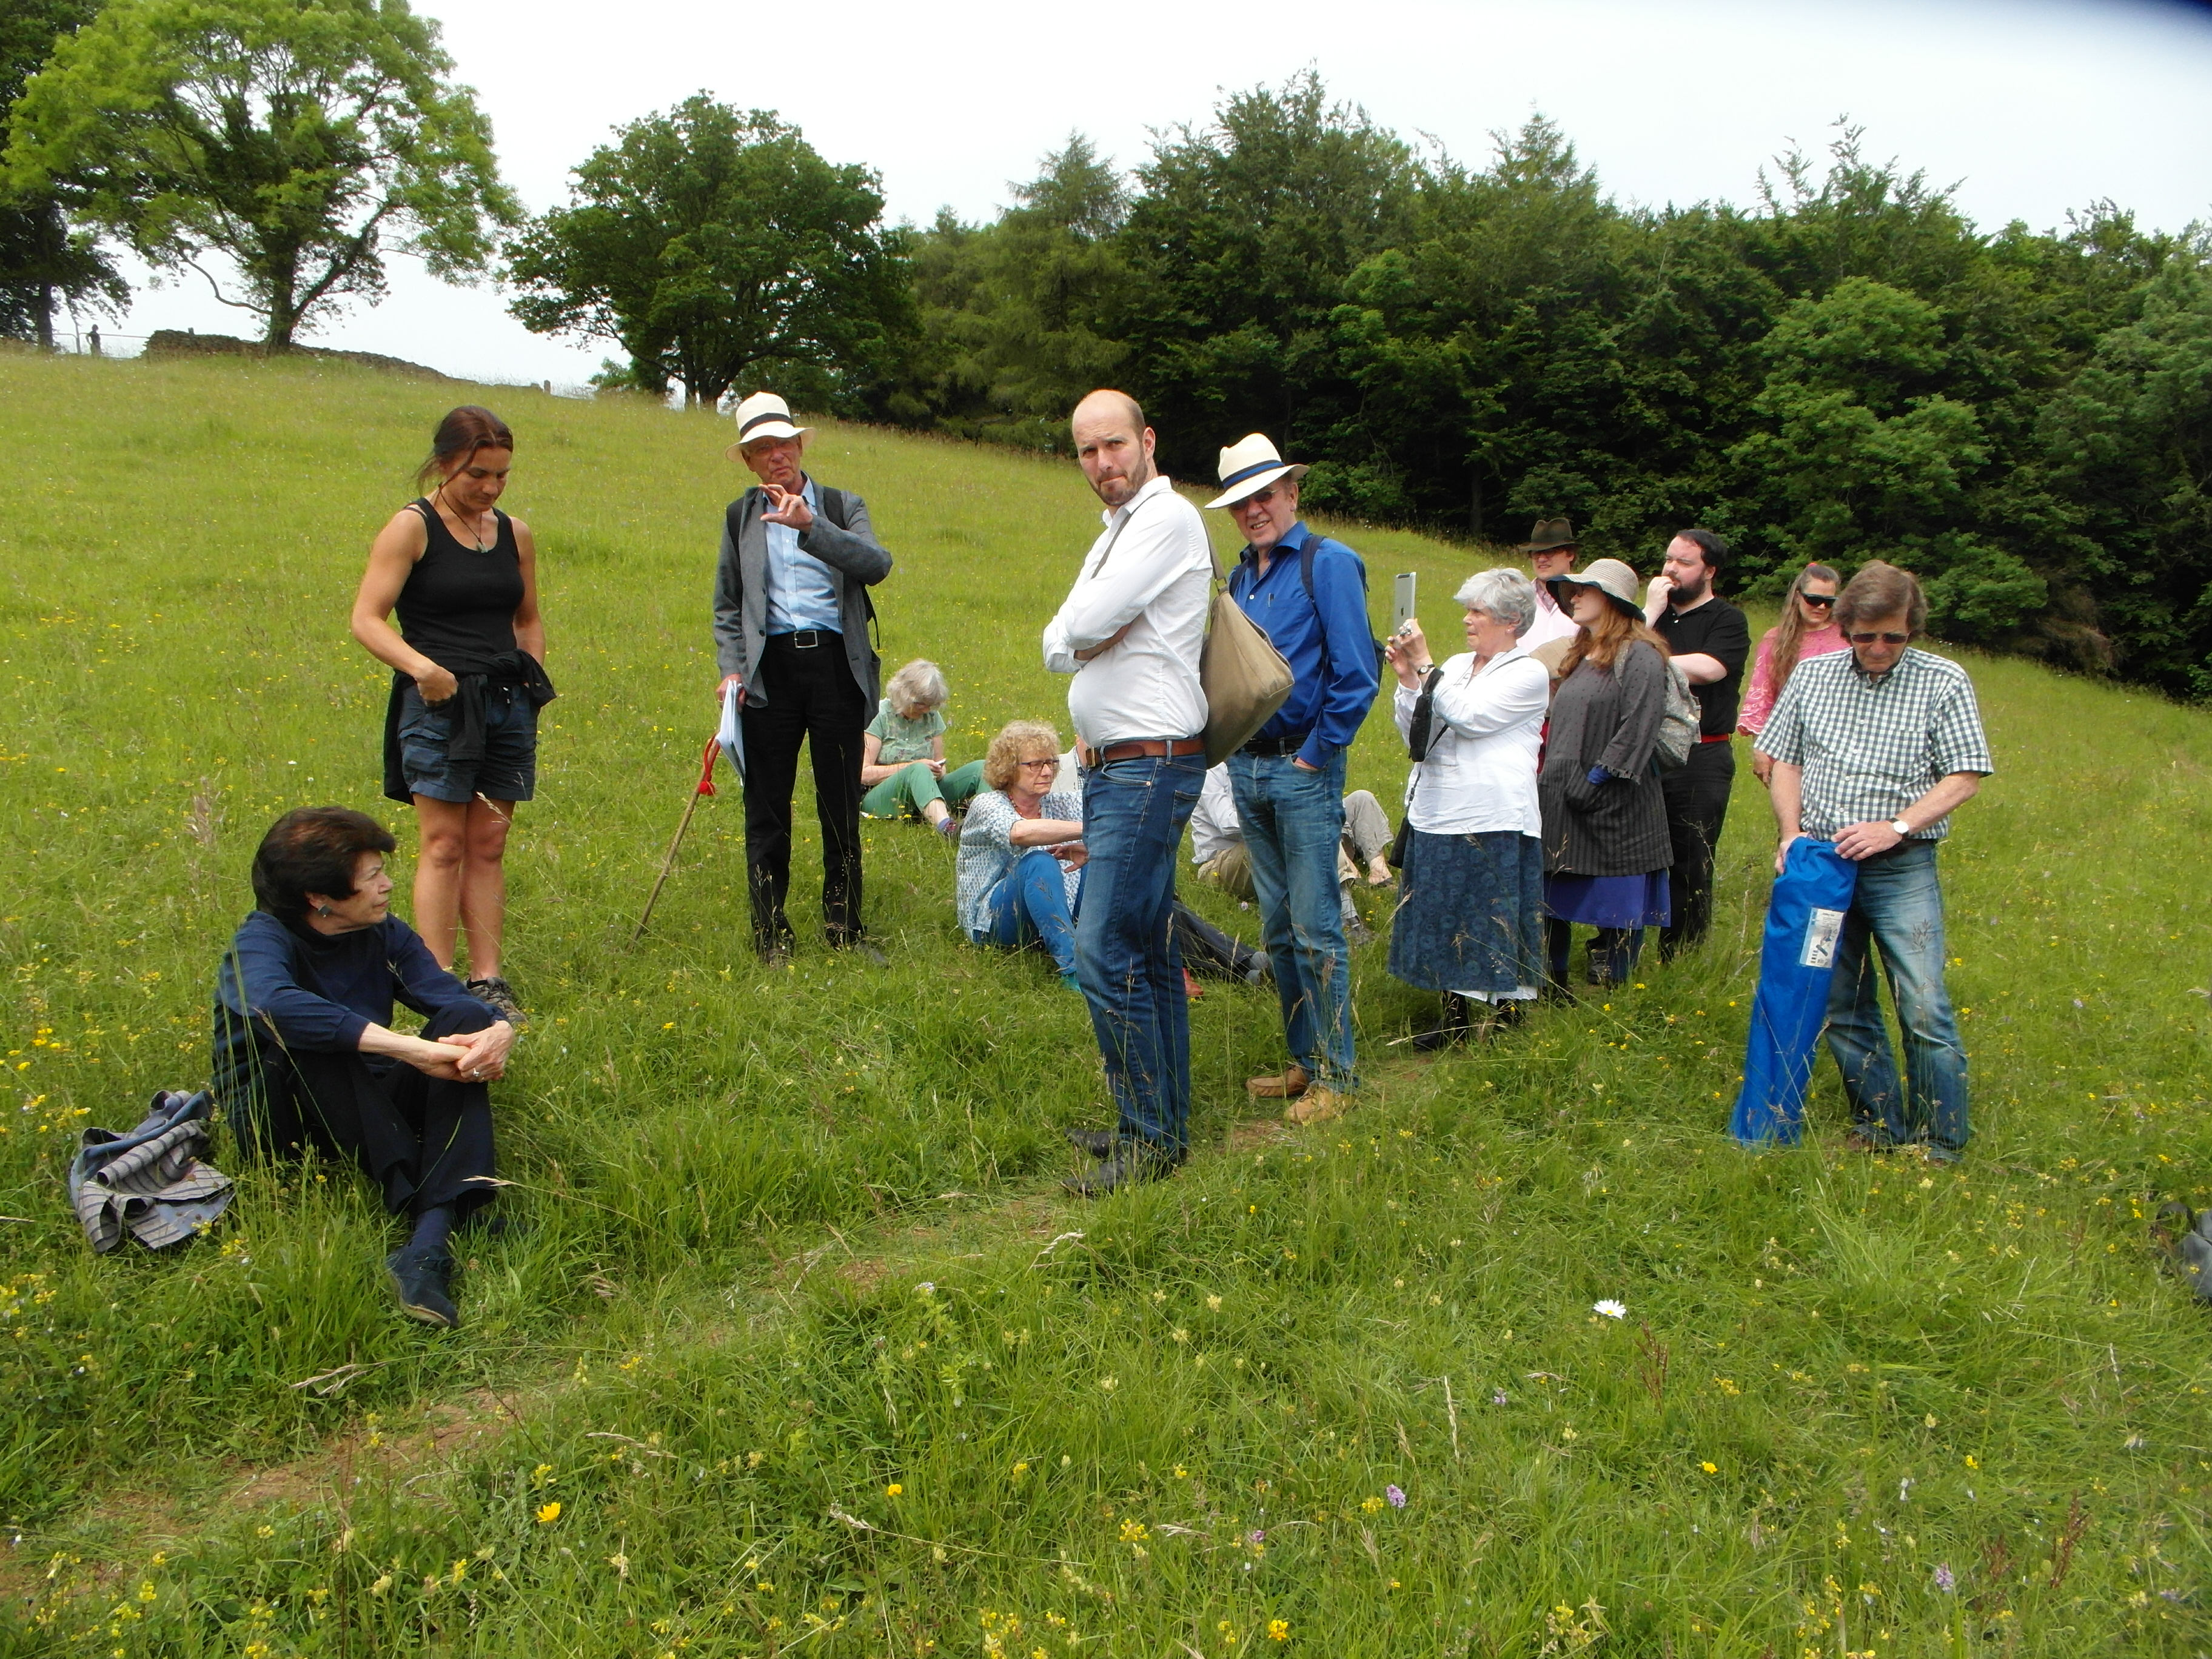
[1654,596,1751,735]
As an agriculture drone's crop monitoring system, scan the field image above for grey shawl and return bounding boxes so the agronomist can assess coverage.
[1538,641,1674,876]
[69,1090,233,1253]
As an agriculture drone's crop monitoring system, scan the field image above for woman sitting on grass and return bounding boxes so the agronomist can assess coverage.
[861,659,984,837]
[954,721,1085,987]
[213,808,513,1330]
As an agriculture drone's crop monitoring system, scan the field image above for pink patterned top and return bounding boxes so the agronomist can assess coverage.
[1737,622,1848,736]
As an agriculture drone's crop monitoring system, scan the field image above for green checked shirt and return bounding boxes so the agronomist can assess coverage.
[1755,647,1994,840]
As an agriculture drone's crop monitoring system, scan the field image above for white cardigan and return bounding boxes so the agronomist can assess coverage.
[1392,646,1549,837]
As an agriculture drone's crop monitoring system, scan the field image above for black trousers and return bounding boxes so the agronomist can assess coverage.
[1660,740,1736,955]
[739,634,870,951]
[235,1003,498,1221]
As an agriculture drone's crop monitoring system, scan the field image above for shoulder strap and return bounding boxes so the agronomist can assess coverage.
[1089,490,1158,578]
[815,484,847,531]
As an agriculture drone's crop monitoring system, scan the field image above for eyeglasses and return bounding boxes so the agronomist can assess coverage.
[1798,594,1835,609]
[1017,757,1059,769]
[1238,486,1282,510]
[1848,631,1910,645]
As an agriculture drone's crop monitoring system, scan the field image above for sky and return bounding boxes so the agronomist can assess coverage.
[87,0,2212,389]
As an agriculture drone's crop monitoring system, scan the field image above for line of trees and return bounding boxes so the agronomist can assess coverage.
[5,18,2208,694]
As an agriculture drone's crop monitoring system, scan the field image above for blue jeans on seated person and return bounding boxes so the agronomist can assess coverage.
[1077,750,1205,1159]
[1228,748,1356,1090]
[974,849,1079,979]
[1823,839,1969,1159]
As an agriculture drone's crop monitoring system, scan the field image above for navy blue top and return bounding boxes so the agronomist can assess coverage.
[211,911,503,1102]
[1228,521,1381,767]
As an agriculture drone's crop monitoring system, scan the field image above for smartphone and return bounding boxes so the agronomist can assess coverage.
[1392,571,1418,636]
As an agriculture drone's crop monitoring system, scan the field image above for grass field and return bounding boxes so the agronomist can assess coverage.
[0,348,2208,1657]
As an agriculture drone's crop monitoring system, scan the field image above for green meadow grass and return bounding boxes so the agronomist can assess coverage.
[0,349,2208,1656]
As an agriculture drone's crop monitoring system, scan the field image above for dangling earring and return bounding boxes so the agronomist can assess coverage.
[315,903,333,917]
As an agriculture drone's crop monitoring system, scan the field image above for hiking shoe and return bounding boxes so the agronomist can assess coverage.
[1345,914,1377,947]
[1062,1141,1181,1197]
[1064,1126,1116,1159]
[1247,1064,1310,1100]
[467,976,523,1022]
[1284,1085,1352,1126]
[386,1244,458,1328]
[1412,993,1471,1053]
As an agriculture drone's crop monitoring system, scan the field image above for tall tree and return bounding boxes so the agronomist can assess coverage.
[504,95,911,411]
[3,0,517,349]
[0,0,124,346]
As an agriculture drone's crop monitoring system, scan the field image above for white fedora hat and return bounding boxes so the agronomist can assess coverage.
[1204,433,1310,510]
[726,390,812,459]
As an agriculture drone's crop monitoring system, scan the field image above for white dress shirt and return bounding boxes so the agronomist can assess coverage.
[1042,474,1212,748]
[1520,583,1581,652]
[1189,763,1241,865]
[1393,646,1549,836]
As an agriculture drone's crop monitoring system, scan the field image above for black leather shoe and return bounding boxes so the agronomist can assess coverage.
[386,1244,458,1328]
[1064,1126,1116,1159]
[1062,1142,1181,1197]
[1412,993,1470,1053]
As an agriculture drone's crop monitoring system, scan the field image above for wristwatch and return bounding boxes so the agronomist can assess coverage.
[1889,818,1912,837]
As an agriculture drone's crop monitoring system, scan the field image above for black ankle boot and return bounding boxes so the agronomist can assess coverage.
[1413,993,1472,1053]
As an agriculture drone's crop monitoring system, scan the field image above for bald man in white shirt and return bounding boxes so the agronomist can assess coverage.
[1044,390,1212,1195]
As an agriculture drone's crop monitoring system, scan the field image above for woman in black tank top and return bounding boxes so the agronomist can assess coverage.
[349,406,548,1021]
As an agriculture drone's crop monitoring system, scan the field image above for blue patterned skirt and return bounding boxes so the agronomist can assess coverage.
[1544,870,1671,929]
[1388,830,1546,995]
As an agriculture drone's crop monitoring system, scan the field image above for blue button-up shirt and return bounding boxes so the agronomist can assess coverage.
[1229,521,1381,766]
[764,476,842,635]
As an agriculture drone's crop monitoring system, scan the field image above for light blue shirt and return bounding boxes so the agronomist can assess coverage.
[764,477,842,635]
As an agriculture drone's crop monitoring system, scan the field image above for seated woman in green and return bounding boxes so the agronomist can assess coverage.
[860,659,984,837]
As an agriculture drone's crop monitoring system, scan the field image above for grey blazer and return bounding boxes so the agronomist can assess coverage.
[711,480,893,709]
[1538,640,1673,876]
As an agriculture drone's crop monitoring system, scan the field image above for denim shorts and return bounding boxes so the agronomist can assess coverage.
[397,682,538,803]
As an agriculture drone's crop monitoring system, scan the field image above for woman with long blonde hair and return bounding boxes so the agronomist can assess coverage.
[1738,563,1845,783]
[1537,558,1675,990]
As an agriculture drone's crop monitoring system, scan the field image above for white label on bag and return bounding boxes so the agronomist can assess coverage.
[1800,907,1845,969]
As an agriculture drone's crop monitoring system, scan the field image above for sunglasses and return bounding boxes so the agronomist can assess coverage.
[1238,486,1283,510]
[1798,593,1835,609]
[1849,631,1911,645]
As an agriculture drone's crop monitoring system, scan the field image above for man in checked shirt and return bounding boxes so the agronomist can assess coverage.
[1755,561,1994,1162]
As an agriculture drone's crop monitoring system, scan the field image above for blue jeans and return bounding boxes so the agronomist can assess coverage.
[974,849,1079,978]
[1077,750,1205,1157]
[1228,749,1357,1089]
[1823,839,1969,1159]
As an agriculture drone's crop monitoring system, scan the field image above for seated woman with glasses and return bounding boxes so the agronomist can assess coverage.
[1738,563,1845,783]
[954,721,1086,987]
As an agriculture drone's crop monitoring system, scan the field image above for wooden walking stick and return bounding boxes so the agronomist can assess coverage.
[634,736,723,941]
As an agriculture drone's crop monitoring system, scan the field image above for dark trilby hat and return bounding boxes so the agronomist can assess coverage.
[1520,517,1578,555]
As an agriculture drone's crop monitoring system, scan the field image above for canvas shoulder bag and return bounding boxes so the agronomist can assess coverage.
[1199,545,1295,765]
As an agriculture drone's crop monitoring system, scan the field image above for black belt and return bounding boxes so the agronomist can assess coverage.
[767,628,840,650]
[1239,732,1310,758]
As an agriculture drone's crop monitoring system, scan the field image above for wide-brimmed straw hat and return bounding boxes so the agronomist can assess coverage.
[1204,433,1310,511]
[1520,517,1579,554]
[726,390,812,459]
[1546,557,1643,618]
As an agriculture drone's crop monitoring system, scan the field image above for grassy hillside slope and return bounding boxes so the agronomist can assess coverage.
[0,352,2207,1656]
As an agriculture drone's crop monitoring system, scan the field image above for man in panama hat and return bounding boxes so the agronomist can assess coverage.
[712,391,895,966]
[1205,434,1381,1126]
[1518,517,1583,654]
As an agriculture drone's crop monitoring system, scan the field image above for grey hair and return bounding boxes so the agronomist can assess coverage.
[1452,567,1538,637]
[885,658,950,712]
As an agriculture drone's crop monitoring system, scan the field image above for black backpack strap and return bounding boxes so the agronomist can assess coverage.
[812,484,880,648]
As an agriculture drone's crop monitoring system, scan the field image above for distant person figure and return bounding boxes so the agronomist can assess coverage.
[1643,528,1751,957]
[861,658,984,836]
[1755,560,1992,1161]
[1385,568,1550,1048]
[213,808,514,1329]
[1518,518,1583,657]
[1044,389,1211,1195]
[1205,434,1382,1124]
[1738,563,1846,782]
[955,722,1085,984]
[1538,559,1674,990]
[712,392,894,966]
[350,405,549,1021]
[1190,765,1393,942]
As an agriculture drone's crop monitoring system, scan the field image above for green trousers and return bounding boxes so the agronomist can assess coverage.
[862,759,984,820]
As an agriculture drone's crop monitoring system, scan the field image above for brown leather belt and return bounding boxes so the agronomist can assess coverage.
[1098,736,1207,762]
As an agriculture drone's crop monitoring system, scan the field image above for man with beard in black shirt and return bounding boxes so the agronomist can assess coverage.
[1643,528,1751,959]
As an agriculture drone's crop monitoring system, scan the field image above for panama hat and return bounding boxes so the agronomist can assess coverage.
[1520,517,1579,554]
[1204,434,1310,511]
[1546,557,1643,618]
[726,390,811,459]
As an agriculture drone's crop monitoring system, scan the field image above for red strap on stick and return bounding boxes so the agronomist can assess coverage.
[695,736,720,797]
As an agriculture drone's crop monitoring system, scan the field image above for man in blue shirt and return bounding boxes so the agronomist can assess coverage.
[1206,434,1381,1124]
[712,392,894,964]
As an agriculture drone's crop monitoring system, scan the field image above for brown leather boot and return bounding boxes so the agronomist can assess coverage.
[1245,1064,1310,1099]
